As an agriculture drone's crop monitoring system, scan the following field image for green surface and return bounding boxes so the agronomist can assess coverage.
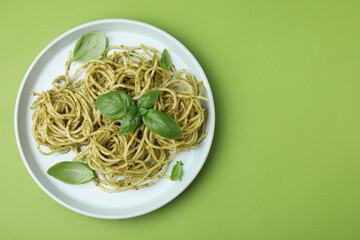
[1,0,360,239]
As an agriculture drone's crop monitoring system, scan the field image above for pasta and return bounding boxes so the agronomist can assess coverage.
[31,45,207,192]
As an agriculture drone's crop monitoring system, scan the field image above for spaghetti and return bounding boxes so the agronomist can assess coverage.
[31,45,207,192]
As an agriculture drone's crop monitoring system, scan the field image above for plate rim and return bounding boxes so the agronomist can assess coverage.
[14,18,215,219]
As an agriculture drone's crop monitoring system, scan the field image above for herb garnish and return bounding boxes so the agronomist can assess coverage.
[71,32,107,63]
[160,49,172,71]
[170,161,184,181]
[95,90,134,120]
[47,161,95,185]
[95,90,182,139]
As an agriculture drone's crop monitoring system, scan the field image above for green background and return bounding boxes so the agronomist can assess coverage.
[1,0,360,239]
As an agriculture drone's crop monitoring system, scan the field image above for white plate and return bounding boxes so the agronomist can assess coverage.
[14,19,215,219]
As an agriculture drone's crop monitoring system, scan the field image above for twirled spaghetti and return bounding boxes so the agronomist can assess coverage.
[31,45,207,192]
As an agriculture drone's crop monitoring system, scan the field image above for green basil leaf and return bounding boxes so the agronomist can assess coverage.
[47,161,95,185]
[72,32,107,62]
[138,107,148,116]
[95,91,134,120]
[160,49,171,71]
[170,161,184,181]
[137,90,160,110]
[142,109,182,139]
[120,105,141,136]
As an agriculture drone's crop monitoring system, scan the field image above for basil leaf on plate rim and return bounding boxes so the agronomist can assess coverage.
[47,161,94,185]
[170,161,184,181]
[71,32,107,63]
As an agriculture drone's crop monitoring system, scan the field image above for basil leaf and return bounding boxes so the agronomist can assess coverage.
[138,107,148,116]
[120,105,141,136]
[170,161,184,181]
[160,49,171,71]
[142,109,182,139]
[95,91,134,120]
[71,32,107,62]
[137,90,160,110]
[47,161,95,185]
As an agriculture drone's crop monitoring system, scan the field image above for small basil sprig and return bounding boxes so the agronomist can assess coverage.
[71,32,107,63]
[138,90,160,115]
[95,90,182,139]
[160,49,172,71]
[170,161,184,181]
[47,161,95,185]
